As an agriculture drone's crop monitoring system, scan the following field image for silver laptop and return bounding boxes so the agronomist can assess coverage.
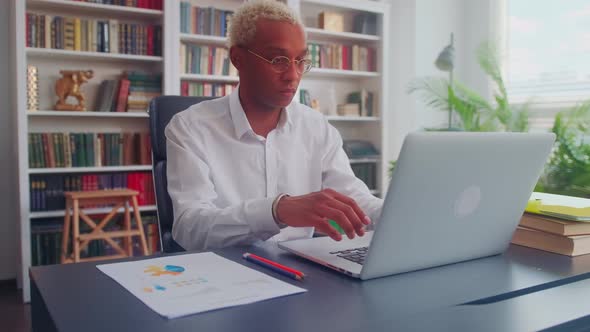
[278,132,555,280]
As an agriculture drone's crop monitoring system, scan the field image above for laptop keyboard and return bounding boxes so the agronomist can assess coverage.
[330,247,369,265]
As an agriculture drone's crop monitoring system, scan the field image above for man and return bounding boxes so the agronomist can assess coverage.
[166,0,383,251]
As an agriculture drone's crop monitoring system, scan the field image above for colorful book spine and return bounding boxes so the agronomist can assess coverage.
[26,65,39,111]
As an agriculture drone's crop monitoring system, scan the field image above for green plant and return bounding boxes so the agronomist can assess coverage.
[397,41,590,199]
[408,42,530,132]
[536,101,590,197]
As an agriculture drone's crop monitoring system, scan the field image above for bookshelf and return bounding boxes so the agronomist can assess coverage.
[28,165,154,174]
[28,110,149,118]
[298,0,390,197]
[11,0,165,302]
[26,47,164,62]
[12,0,390,302]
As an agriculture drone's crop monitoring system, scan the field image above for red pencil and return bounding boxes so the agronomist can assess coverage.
[245,253,305,277]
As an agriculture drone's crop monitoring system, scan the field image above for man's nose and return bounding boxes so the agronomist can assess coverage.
[281,61,301,80]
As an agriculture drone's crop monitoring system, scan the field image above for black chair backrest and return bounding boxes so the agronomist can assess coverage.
[149,96,216,253]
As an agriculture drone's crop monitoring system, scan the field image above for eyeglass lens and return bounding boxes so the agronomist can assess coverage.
[271,57,312,74]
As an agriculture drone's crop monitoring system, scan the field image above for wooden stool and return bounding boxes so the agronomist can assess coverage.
[61,189,150,263]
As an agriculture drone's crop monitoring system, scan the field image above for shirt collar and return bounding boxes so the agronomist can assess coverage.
[229,85,293,139]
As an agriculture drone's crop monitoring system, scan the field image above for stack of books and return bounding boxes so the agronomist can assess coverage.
[511,193,590,256]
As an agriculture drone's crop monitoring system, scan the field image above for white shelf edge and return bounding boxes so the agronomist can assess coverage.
[350,158,380,164]
[301,0,389,13]
[26,47,163,62]
[180,33,228,45]
[30,204,157,219]
[305,28,380,41]
[306,68,379,78]
[369,189,380,195]
[180,74,240,83]
[27,0,163,16]
[325,116,380,121]
[28,165,153,174]
[28,110,149,118]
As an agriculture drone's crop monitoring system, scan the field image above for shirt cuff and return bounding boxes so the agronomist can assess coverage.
[245,197,281,239]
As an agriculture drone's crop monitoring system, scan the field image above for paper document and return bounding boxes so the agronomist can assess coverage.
[97,252,306,319]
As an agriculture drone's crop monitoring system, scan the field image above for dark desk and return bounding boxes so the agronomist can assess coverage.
[392,275,590,331]
[31,243,590,332]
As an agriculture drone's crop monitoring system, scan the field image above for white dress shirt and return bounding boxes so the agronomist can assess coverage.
[165,87,383,251]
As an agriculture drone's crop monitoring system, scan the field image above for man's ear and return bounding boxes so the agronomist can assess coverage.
[229,46,242,71]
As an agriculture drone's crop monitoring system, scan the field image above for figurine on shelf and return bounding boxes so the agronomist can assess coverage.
[54,70,94,111]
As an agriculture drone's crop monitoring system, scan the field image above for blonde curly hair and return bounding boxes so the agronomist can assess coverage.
[228,0,304,47]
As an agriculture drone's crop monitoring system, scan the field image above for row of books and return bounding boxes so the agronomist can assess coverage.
[347,90,376,117]
[180,45,238,76]
[180,3,233,37]
[350,163,377,191]
[180,82,236,97]
[307,43,377,72]
[31,215,160,266]
[512,213,590,256]
[30,172,155,211]
[28,132,152,168]
[94,72,162,113]
[25,13,163,56]
[75,0,163,10]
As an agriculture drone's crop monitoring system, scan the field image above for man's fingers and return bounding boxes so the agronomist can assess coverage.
[317,205,356,239]
[328,190,371,226]
[325,200,365,237]
[314,219,342,241]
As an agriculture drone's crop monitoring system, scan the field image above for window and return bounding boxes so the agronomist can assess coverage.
[507,0,590,107]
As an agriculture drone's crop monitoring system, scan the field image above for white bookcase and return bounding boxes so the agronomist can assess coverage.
[11,0,389,302]
[298,0,390,197]
[10,0,167,302]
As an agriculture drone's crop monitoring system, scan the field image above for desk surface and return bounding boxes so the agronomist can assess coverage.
[31,243,590,332]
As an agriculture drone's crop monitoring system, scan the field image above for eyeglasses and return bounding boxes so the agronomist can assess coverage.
[246,49,313,74]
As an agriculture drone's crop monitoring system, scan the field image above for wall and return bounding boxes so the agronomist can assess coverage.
[385,0,495,162]
[0,2,17,280]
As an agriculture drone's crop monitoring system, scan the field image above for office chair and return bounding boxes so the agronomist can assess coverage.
[148,96,216,253]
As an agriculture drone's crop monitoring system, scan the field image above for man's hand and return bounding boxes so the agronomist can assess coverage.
[275,189,371,241]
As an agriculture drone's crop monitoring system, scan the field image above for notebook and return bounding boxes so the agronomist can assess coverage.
[279,132,555,280]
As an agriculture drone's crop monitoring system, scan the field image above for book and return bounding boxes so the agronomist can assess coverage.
[353,13,377,35]
[527,192,590,222]
[540,205,590,222]
[318,12,344,32]
[520,213,590,236]
[27,65,39,111]
[511,226,590,256]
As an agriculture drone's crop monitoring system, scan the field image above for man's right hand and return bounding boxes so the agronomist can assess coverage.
[275,189,371,241]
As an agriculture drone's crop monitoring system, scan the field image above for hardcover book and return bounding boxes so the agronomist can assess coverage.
[511,226,590,257]
[520,213,590,236]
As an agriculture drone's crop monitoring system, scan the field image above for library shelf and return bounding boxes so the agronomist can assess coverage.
[26,48,164,62]
[180,33,228,46]
[30,204,157,219]
[306,68,380,78]
[28,165,153,174]
[27,0,163,18]
[305,27,380,42]
[325,115,380,122]
[28,110,149,118]
[180,73,240,83]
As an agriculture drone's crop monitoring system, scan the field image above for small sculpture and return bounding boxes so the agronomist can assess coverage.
[54,70,94,111]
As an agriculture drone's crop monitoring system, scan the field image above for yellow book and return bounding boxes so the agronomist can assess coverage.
[526,192,590,222]
[63,17,75,50]
[74,18,81,51]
